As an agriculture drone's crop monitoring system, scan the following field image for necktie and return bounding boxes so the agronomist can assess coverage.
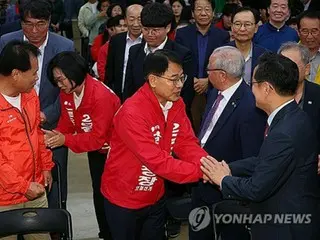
[198,93,224,141]
[264,123,269,138]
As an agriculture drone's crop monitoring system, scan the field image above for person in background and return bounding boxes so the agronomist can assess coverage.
[297,11,320,83]
[91,14,127,63]
[0,0,74,210]
[49,0,64,34]
[214,3,239,32]
[171,0,185,26]
[106,4,143,99]
[0,40,54,240]
[102,49,209,240]
[95,15,128,80]
[286,16,298,33]
[226,7,268,85]
[254,0,299,52]
[44,51,120,240]
[106,3,124,18]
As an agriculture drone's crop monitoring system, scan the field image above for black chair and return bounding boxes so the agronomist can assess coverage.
[0,208,73,239]
[212,200,252,240]
[51,160,64,209]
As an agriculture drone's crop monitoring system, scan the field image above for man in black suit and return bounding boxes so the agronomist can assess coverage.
[175,0,230,133]
[278,42,320,173]
[106,4,143,101]
[123,2,194,120]
[201,52,320,240]
[301,0,320,11]
[190,46,266,240]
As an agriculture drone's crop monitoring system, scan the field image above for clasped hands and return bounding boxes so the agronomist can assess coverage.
[200,156,231,188]
[42,129,65,149]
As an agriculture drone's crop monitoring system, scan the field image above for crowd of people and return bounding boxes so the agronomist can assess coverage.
[0,0,320,240]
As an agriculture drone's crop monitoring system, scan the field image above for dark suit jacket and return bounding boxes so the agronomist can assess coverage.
[196,81,266,204]
[123,39,194,116]
[175,24,230,78]
[303,80,320,153]
[308,0,320,11]
[226,41,267,83]
[0,30,74,129]
[106,31,128,100]
[223,101,320,240]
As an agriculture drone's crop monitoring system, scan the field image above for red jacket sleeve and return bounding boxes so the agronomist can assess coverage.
[97,42,109,82]
[91,34,103,62]
[36,98,54,171]
[64,93,120,153]
[114,110,203,184]
[173,109,208,164]
[55,95,76,134]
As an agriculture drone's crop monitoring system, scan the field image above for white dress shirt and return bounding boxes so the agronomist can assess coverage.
[200,79,243,147]
[144,37,168,55]
[122,33,143,92]
[24,33,49,96]
[160,101,173,121]
[73,85,85,110]
[267,99,294,126]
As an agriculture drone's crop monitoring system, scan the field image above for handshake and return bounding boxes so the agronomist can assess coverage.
[200,156,232,188]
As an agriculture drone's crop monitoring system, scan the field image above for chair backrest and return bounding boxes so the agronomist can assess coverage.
[0,208,72,239]
[166,196,192,220]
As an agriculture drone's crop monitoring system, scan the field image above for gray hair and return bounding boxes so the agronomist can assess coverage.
[278,42,310,65]
[209,46,245,79]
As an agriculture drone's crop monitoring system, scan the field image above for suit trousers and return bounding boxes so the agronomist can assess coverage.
[87,151,112,239]
[0,193,51,240]
[104,197,166,240]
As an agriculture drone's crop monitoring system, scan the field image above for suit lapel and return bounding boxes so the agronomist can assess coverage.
[302,81,313,113]
[206,81,245,142]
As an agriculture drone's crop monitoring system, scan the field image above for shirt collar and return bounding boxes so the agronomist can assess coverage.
[159,101,173,111]
[304,0,311,10]
[126,32,143,42]
[245,44,253,62]
[144,37,168,55]
[267,99,294,126]
[220,79,242,103]
[23,32,49,51]
[267,21,286,31]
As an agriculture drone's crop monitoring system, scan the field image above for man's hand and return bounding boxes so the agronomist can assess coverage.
[317,155,320,175]
[98,10,107,18]
[25,182,45,200]
[200,156,231,187]
[42,129,65,149]
[194,78,208,94]
[40,111,47,124]
[43,170,53,192]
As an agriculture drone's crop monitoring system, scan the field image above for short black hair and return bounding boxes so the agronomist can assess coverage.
[222,3,238,17]
[47,51,88,88]
[0,40,40,76]
[254,52,299,96]
[286,16,298,26]
[143,49,182,80]
[20,0,52,22]
[231,7,260,24]
[106,3,125,18]
[191,0,215,12]
[97,0,110,11]
[141,2,173,28]
[297,11,320,30]
[106,15,125,29]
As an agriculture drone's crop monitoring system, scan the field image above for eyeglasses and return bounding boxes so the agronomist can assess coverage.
[154,74,187,86]
[194,6,212,14]
[22,21,48,30]
[142,27,164,35]
[299,29,320,37]
[206,68,226,73]
[232,22,255,30]
[252,81,274,90]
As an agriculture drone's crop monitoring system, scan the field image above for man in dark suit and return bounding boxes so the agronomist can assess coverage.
[226,7,268,85]
[175,0,230,133]
[106,4,143,101]
[0,0,74,210]
[123,2,194,120]
[190,46,266,240]
[278,42,320,172]
[201,52,320,240]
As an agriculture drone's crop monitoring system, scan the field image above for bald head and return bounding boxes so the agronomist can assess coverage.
[126,4,143,38]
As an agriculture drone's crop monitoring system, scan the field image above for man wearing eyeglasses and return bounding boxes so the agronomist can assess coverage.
[123,2,194,123]
[190,46,266,240]
[226,7,268,86]
[0,0,74,210]
[297,11,320,83]
[102,49,210,240]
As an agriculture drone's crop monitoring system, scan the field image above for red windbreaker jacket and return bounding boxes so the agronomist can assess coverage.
[56,75,121,153]
[101,83,208,209]
[0,90,54,206]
